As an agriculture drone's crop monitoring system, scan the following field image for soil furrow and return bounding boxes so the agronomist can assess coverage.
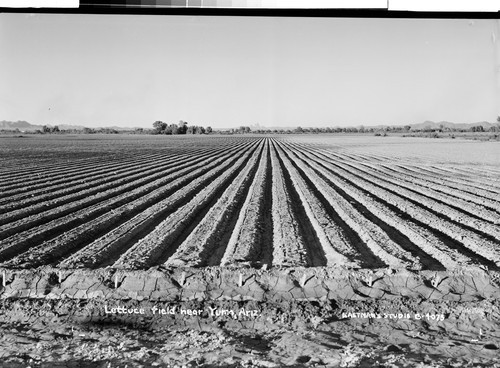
[290,146,479,270]
[0,151,164,195]
[273,141,361,268]
[298,147,500,267]
[5,143,257,268]
[276,142,420,270]
[220,140,270,267]
[316,152,500,242]
[0,141,254,237]
[112,140,263,270]
[312,149,500,233]
[0,142,254,262]
[272,141,327,267]
[0,140,243,192]
[165,142,265,267]
[394,165,500,204]
[372,163,500,212]
[0,150,214,217]
[0,149,214,210]
[268,140,309,267]
[57,141,262,269]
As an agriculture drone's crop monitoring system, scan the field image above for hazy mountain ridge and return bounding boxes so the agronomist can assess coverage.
[410,120,495,130]
[0,120,132,131]
[249,121,497,131]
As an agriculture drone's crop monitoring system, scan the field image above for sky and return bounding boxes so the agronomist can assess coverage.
[0,14,499,129]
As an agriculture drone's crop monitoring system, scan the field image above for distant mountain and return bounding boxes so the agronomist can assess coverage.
[410,121,495,130]
[0,120,41,130]
[220,121,497,131]
[0,120,132,131]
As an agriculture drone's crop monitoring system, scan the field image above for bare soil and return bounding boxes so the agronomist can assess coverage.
[0,266,499,367]
[1,135,500,367]
[0,296,499,367]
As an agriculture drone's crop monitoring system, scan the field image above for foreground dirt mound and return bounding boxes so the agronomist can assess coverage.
[0,298,499,367]
[1,266,499,367]
[1,266,499,302]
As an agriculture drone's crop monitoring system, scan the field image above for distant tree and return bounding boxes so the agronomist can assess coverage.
[178,120,188,134]
[195,126,205,134]
[206,126,212,134]
[83,127,95,134]
[153,121,167,134]
[169,124,178,134]
[42,125,51,133]
[163,125,172,135]
[51,125,60,133]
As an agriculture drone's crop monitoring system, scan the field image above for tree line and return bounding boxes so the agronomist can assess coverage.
[3,117,499,135]
[152,120,212,135]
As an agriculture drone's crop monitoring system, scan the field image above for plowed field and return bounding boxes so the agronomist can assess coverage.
[1,134,500,367]
[1,134,499,271]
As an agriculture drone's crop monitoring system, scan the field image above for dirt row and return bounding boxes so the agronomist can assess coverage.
[330,153,500,223]
[381,163,500,214]
[0,138,253,197]
[1,266,499,302]
[307,146,500,239]
[0,149,217,223]
[273,142,356,267]
[388,164,500,202]
[293,147,471,270]
[0,136,247,181]
[0,140,258,267]
[1,136,499,271]
[330,146,500,195]
[277,141,421,269]
[293,143,500,210]
[0,151,196,211]
[290,143,500,267]
[0,137,252,196]
[112,142,262,269]
[220,142,270,266]
[58,143,260,269]
[4,141,262,269]
[165,141,265,267]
